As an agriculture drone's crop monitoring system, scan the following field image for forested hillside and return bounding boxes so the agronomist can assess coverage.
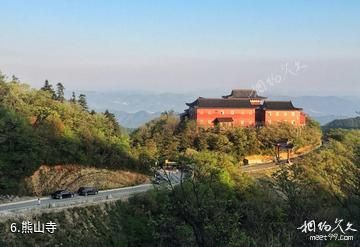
[0,74,140,194]
[325,116,360,129]
[0,73,358,245]
[1,129,359,246]
[131,112,322,165]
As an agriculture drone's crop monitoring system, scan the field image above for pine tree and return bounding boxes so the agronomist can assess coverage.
[104,109,111,117]
[40,80,56,99]
[11,75,20,83]
[70,92,76,103]
[0,71,6,82]
[56,83,65,102]
[104,109,121,133]
[78,94,88,111]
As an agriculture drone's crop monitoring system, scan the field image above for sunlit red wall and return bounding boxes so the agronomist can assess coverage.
[263,110,304,126]
[194,108,256,127]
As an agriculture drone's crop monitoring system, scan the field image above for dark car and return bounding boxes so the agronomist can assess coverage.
[151,177,161,185]
[51,190,74,199]
[77,187,99,196]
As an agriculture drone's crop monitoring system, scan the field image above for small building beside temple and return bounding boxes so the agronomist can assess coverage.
[181,89,306,128]
[256,101,306,127]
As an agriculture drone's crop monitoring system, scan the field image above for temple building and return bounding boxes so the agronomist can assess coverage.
[181,89,306,128]
[222,89,267,106]
[257,101,306,127]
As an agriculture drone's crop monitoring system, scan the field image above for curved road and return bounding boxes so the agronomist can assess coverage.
[0,184,153,214]
[0,146,320,214]
[0,170,183,214]
[241,143,322,172]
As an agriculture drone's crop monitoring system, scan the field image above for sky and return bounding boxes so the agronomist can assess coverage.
[0,0,359,95]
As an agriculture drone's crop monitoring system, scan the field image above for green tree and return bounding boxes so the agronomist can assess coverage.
[78,94,88,111]
[11,75,19,83]
[70,91,76,103]
[0,107,40,193]
[56,82,65,102]
[0,71,6,82]
[104,109,121,134]
[40,80,56,99]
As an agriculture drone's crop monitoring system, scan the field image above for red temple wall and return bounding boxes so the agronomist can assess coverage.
[263,110,304,126]
[194,108,256,127]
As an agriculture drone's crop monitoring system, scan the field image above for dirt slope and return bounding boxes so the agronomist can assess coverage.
[25,165,149,196]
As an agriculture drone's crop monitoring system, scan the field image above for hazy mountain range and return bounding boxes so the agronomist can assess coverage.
[78,91,360,128]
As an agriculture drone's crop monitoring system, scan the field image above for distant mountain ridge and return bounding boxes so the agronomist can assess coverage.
[75,91,197,113]
[325,116,360,129]
[114,110,162,129]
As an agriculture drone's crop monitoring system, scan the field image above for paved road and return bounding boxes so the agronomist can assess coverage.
[241,143,322,172]
[0,170,183,214]
[0,184,153,213]
[241,159,290,172]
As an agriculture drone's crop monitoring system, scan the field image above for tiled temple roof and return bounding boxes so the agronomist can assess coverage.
[186,98,254,108]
